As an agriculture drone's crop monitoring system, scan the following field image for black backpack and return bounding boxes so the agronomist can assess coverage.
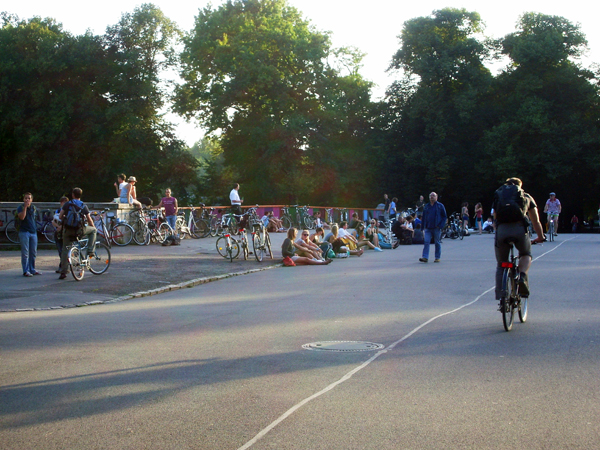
[494,184,527,224]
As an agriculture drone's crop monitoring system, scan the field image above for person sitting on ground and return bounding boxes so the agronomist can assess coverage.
[348,212,361,229]
[296,229,327,260]
[281,228,331,265]
[268,211,285,231]
[330,223,363,256]
[353,221,383,251]
[119,176,142,209]
[365,219,381,248]
[310,227,333,256]
[483,217,494,233]
[261,211,271,230]
[313,211,330,230]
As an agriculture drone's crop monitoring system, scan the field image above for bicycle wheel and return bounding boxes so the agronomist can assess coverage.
[518,296,528,323]
[216,236,230,258]
[265,232,273,259]
[210,217,220,237]
[459,223,465,240]
[228,237,240,262]
[5,220,19,244]
[192,218,210,238]
[252,232,264,261]
[241,234,249,260]
[304,216,316,230]
[42,221,56,243]
[501,268,514,331]
[111,223,133,246]
[132,220,148,245]
[68,247,84,281]
[548,221,554,242]
[158,222,172,243]
[89,242,111,275]
[281,216,292,230]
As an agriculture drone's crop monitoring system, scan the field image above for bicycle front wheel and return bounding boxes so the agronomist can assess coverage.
[216,236,230,258]
[89,242,111,275]
[193,218,210,238]
[158,222,172,243]
[518,297,528,323]
[252,232,264,262]
[111,223,133,246]
[459,224,465,240]
[304,216,316,230]
[281,216,292,230]
[5,220,20,244]
[228,237,240,262]
[68,247,85,281]
[132,221,149,245]
[42,222,56,243]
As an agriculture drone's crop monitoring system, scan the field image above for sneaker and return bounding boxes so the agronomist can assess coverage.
[23,272,33,277]
[434,259,440,263]
[374,247,383,252]
[392,241,400,249]
[419,258,428,263]
[58,273,67,280]
[519,272,530,297]
[32,271,42,275]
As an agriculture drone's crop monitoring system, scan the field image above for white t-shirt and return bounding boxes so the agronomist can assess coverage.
[261,215,269,227]
[230,189,241,205]
[338,228,350,238]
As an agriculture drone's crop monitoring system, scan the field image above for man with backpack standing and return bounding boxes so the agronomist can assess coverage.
[58,187,97,280]
[16,192,40,277]
[493,178,544,299]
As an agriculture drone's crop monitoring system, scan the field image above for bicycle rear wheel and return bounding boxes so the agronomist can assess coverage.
[68,247,84,281]
[42,221,57,243]
[209,217,220,237]
[111,223,133,246]
[501,268,514,331]
[265,232,273,259]
[281,216,292,230]
[132,220,149,245]
[5,220,19,244]
[252,232,263,261]
[518,297,528,323]
[228,237,240,262]
[191,218,210,238]
[89,242,111,275]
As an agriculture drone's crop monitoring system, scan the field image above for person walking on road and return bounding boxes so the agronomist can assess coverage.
[419,192,447,263]
[16,192,40,277]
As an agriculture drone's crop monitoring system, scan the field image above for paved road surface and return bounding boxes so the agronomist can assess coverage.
[1,233,598,449]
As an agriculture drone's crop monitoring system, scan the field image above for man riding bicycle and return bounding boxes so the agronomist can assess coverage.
[544,192,561,236]
[493,178,544,299]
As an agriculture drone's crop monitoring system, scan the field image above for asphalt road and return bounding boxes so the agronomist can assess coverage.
[1,233,599,449]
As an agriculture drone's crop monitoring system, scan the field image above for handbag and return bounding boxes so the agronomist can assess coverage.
[282,256,296,266]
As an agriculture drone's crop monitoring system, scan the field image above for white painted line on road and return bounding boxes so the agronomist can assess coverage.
[238,236,577,449]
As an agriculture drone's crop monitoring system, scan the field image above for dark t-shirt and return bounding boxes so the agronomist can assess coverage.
[16,205,37,233]
[61,200,90,226]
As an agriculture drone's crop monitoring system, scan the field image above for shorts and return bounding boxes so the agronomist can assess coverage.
[495,222,531,264]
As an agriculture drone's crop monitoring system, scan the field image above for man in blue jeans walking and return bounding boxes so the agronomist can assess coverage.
[419,192,447,263]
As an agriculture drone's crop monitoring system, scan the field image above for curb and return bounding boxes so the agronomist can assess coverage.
[1,263,283,313]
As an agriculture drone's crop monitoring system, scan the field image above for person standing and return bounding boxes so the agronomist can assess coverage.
[416,195,425,213]
[389,197,398,220]
[492,178,544,298]
[155,188,178,231]
[474,203,484,234]
[571,214,579,233]
[16,192,40,277]
[58,188,97,280]
[543,192,561,235]
[230,183,243,215]
[383,194,391,222]
[419,192,447,263]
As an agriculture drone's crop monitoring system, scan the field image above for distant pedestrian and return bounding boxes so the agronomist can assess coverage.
[571,215,579,232]
[16,192,40,277]
[419,192,447,263]
[230,183,243,215]
[155,188,178,231]
[474,203,484,234]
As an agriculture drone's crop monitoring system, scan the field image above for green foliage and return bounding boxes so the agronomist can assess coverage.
[0,6,199,204]
[175,0,376,206]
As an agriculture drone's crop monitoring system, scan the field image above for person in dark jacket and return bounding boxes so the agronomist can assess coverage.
[419,192,447,263]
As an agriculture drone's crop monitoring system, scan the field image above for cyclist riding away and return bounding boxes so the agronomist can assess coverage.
[544,192,561,236]
[493,178,544,299]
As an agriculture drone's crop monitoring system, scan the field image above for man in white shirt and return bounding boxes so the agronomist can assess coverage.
[229,183,243,215]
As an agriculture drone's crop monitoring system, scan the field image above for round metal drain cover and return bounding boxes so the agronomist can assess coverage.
[302,341,385,352]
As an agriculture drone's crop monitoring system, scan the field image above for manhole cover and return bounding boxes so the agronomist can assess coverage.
[302,341,385,352]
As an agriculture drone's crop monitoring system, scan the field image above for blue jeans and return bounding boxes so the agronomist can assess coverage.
[165,215,177,231]
[19,231,38,274]
[422,228,442,260]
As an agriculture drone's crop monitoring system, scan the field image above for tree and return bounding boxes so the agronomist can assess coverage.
[175,0,375,205]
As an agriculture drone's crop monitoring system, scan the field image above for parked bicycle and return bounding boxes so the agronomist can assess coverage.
[129,209,151,245]
[216,232,240,262]
[498,238,528,332]
[4,208,56,244]
[251,222,273,261]
[279,206,293,230]
[442,213,462,240]
[67,236,111,281]
[105,212,134,246]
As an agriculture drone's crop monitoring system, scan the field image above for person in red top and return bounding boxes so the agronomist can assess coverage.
[155,188,178,231]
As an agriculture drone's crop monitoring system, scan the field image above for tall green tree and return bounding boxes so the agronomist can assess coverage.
[480,13,600,216]
[384,8,494,208]
[175,0,374,205]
